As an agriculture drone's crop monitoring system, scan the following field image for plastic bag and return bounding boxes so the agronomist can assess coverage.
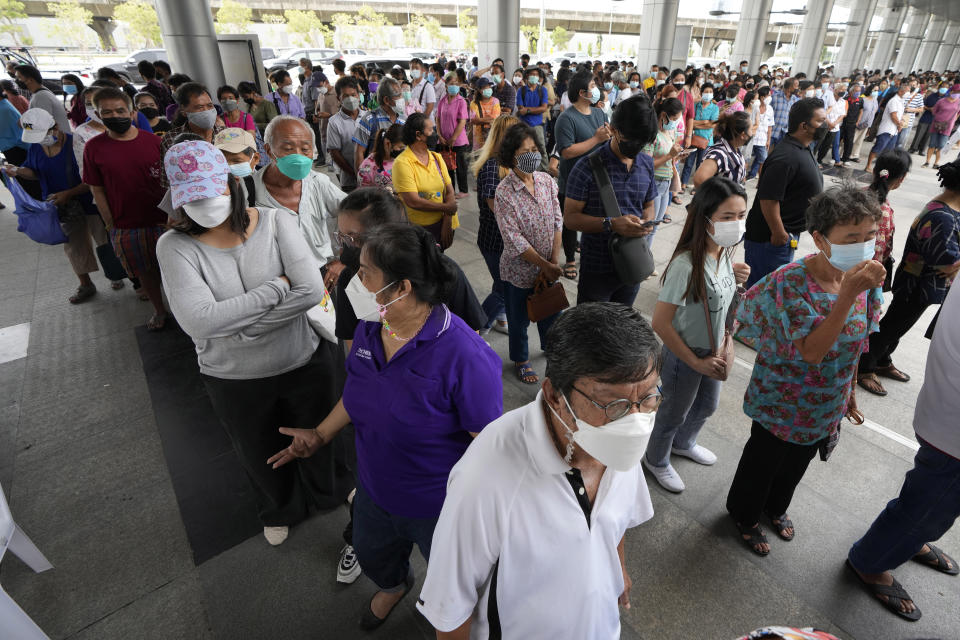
[5,174,68,245]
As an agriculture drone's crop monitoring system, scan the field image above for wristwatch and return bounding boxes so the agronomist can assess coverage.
[602,217,613,233]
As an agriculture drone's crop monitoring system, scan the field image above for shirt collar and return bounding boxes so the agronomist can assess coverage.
[523,391,573,476]
[503,170,528,191]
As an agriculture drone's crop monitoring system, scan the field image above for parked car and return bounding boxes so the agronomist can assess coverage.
[260,47,279,62]
[100,48,168,83]
[342,49,367,56]
[352,58,411,75]
[1,46,91,94]
[265,48,342,74]
[384,49,438,64]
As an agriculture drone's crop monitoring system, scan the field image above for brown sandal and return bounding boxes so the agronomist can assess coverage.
[875,364,911,383]
[858,373,887,397]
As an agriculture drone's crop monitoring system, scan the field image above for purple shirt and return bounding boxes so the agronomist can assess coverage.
[436,94,469,147]
[268,91,306,119]
[344,304,503,518]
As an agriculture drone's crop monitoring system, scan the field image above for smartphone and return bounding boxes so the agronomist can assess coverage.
[685,146,699,151]
[642,220,661,228]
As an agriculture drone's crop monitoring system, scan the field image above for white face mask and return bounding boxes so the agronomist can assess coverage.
[709,219,746,248]
[763,96,773,105]
[547,394,655,472]
[805,89,816,98]
[344,273,407,322]
[282,85,294,94]
[513,75,523,85]
[181,193,231,229]
[86,106,101,123]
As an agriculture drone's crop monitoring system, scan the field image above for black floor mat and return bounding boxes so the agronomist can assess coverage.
[135,324,261,565]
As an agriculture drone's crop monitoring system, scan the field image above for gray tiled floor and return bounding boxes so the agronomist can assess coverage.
[1,151,959,640]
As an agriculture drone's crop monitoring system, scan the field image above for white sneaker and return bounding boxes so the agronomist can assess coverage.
[491,319,509,334]
[642,458,685,493]
[337,544,362,584]
[672,444,717,466]
[263,526,289,546]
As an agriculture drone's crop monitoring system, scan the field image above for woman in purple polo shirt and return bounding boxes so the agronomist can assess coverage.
[269,223,503,631]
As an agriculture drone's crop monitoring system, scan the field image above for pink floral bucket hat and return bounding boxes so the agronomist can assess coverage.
[164,140,230,209]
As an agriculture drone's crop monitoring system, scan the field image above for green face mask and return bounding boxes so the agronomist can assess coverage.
[275,153,312,180]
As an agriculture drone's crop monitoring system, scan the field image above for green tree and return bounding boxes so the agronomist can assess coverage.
[422,14,448,50]
[0,0,27,45]
[214,0,252,35]
[113,0,161,48]
[458,9,476,53]
[45,1,94,48]
[550,26,572,52]
[587,43,593,57]
[402,13,424,48]
[520,24,539,54]
[284,10,332,47]
[333,5,391,50]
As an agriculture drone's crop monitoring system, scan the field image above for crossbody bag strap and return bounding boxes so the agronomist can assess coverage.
[588,153,622,219]
[702,296,717,355]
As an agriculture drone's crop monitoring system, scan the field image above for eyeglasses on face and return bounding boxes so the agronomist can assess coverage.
[571,385,663,421]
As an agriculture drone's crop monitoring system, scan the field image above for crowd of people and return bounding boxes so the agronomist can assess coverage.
[1,50,960,637]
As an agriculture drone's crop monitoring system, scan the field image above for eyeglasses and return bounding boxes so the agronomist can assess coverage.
[336,230,361,247]
[571,385,663,421]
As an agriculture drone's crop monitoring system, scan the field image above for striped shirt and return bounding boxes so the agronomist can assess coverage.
[704,137,745,183]
[351,107,405,154]
[902,92,925,128]
[476,157,504,254]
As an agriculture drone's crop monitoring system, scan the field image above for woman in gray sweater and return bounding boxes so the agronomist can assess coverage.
[156,140,353,547]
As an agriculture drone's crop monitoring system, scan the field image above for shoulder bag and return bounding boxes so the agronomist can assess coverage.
[701,296,734,382]
[526,271,569,322]
[588,153,655,285]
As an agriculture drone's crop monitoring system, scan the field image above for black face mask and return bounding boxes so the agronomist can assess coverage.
[139,107,159,119]
[102,117,132,135]
[340,244,361,270]
[673,82,684,90]
[811,122,830,144]
[616,135,644,158]
[244,97,255,106]
[389,147,404,158]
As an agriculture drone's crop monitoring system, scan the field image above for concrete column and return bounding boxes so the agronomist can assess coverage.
[477,0,519,71]
[868,2,907,71]
[156,0,226,92]
[731,0,774,72]
[915,18,948,72]
[932,23,960,72]
[89,17,117,50]
[792,0,835,78]
[835,0,879,75]
[636,0,679,72]
[893,8,930,73]
[950,43,960,71]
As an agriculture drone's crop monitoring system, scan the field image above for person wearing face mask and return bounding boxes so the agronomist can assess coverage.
[565,96,658,305]
[325,76,361,192]
[156,140,351,548]
[849,83,879,163]
[643,177,750,492]
[864,80,910,173]
[408,58,437,123]
[351,77,406,173]
[213,127,260,209]
[135,92,171,137]
[468,78,501,150]
[435,72,470,198]
[897,82,924,151]
[417,303,659,639]
[643,98,685,248]
[743,98,826,288]
[515,68,551,172]
[839,84,864,165]
[746,87,775,180]
[816,85,848,168]
[694,111,751,188]
[769,77,799,148]
[727,188,885,556]
[60,73,87,128]
[679,82,720,192]
[484,62,516,115]
[0,87,29,202]
[136,60,172,113]
[269,222,502,631]
[492,123,564,384]
[1,79,30,114]
[909,81,945,156]
[923,84,960,169]
[81,87,170,330]
[216,85,254,133]
[237,81,279,131]
[358,124,403,191]
[14,64,70,133]
[512,69,524,87]
[265,69,306,120]
[398,80,421,117]
[4,108,117,303]
[160,82,224,159]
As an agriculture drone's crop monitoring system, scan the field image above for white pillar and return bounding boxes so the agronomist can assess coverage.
[950,43,960,71]
[477,0,519,70]
[155,0,226,92]
[731,0,774,72]
[636,0,680,72]
[792,0,835,78]
[915,18,948,72]
[932,23,960,72]
[836,0,879,75]
[893,8,930,73]
[868,2,907,71]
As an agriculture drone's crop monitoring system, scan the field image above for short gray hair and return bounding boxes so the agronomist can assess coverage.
[612,71,627,84]
[377,77,400,105]
[805,186,882,237]
[263,114,315,154]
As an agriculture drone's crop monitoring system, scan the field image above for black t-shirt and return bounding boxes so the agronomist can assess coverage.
[745,135,823,242]
[334,256,487,340]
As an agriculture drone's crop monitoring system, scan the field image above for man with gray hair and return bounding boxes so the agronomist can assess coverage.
[418,302,660,639]
[254,114,346,287]
[352,76,406,170]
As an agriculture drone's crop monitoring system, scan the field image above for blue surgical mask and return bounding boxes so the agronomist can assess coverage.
[701,93,713,102]
[589,86,601,104]
[446,85,459,96]
[63,84,77,95]
[629,81,639,89]
[604,82,613,91]
[663,117,679,131]
[228,162,253,178]
[823,238,875,272]
[426,72,435,84]
[871,91,879,97]
[939,87,949,95]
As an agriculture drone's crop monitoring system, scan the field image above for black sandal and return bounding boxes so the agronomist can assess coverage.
[733,520,769,556]
[912,543,959,575]
[846,559,922,621]
[768,513,795,541]
[562,262,577,279]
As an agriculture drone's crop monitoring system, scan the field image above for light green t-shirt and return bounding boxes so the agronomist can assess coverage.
[658,251,736,351]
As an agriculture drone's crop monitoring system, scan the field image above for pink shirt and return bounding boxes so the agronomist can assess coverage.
[223,111,255,131]
[493,171,563,288]
[436,94,469,147]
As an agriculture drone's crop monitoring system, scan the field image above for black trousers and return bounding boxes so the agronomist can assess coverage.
[202,340,354,527]
[444,144,470,194]
[726,421,820,526]
[558,193,578,264]
[909,121,932,154]
[840,123,857,162]
[816,131,836,163]
[858,286,931,374]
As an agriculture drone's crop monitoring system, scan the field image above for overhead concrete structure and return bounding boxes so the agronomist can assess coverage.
[635,0,680,73]
[869,2,908,70]
[477,0,519,70]
[792,0,835,77]
[893,7,931,72]
[915,18,948,71]
[155,0,226,94]
[836,0,880,74]
[731,0,774,72]
[931,23,960,71]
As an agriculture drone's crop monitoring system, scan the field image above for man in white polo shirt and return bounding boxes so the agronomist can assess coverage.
[417,302,659,639]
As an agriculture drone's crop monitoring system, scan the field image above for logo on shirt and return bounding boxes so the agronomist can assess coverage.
[355,347,372,361]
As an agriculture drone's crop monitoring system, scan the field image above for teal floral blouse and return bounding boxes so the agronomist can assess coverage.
[736,257,883,445]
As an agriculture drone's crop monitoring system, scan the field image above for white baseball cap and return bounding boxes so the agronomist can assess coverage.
[20,108,56,144]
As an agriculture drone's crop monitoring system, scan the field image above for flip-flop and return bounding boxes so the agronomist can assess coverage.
[857,372,887,396]
[875,364,911,383]
[846,559,922,621]
[912,543,959,575]
[662,214,672,223]
[671,195,683,205]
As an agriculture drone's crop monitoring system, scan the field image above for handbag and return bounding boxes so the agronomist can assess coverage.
[932,120,951,134]
[702,296,734,382]
[690,134,709,150]
[439,145,457,171]
[5,173,68,245]
[588,153,655,285]
[881,255,895,292]
[526,271,568,322]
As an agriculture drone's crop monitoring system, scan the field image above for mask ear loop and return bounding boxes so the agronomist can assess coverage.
[545,393,577,464]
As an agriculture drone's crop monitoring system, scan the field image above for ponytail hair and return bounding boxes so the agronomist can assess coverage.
[716,110,750,142]
[362,223,457,306]
[869,149,911,204]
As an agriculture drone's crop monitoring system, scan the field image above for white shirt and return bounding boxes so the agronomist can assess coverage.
[417,392,654,640]
[878,94,905,136]
[252,165,345,266]
[914,283,960,459]
[72,121,103,178]
[614,86,632,106]
[827,98,847,133]
[411,79,437,120]
[325,109,359,189]
[751,105,775,147]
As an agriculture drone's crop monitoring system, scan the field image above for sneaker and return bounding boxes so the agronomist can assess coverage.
[491,319,509,335]
[337,544,362,584]
[263,526,289,546]
[642,457,685,493]
[672,444,717,466]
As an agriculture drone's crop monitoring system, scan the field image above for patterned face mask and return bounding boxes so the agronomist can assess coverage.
[515,151,541,174]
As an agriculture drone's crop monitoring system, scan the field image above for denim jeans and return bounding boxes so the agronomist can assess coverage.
[896,125,912,150]
[831,129,843,163]
[502,280,560,363]
[848,440,960,574]
[744,236,797,288]
[644,344,722,468]
[680,146,706,185]
[576,268,641,306]
[647,178,673,248]
[746,145,768,179]
[352,483,438,591]
[479,248,506,328]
